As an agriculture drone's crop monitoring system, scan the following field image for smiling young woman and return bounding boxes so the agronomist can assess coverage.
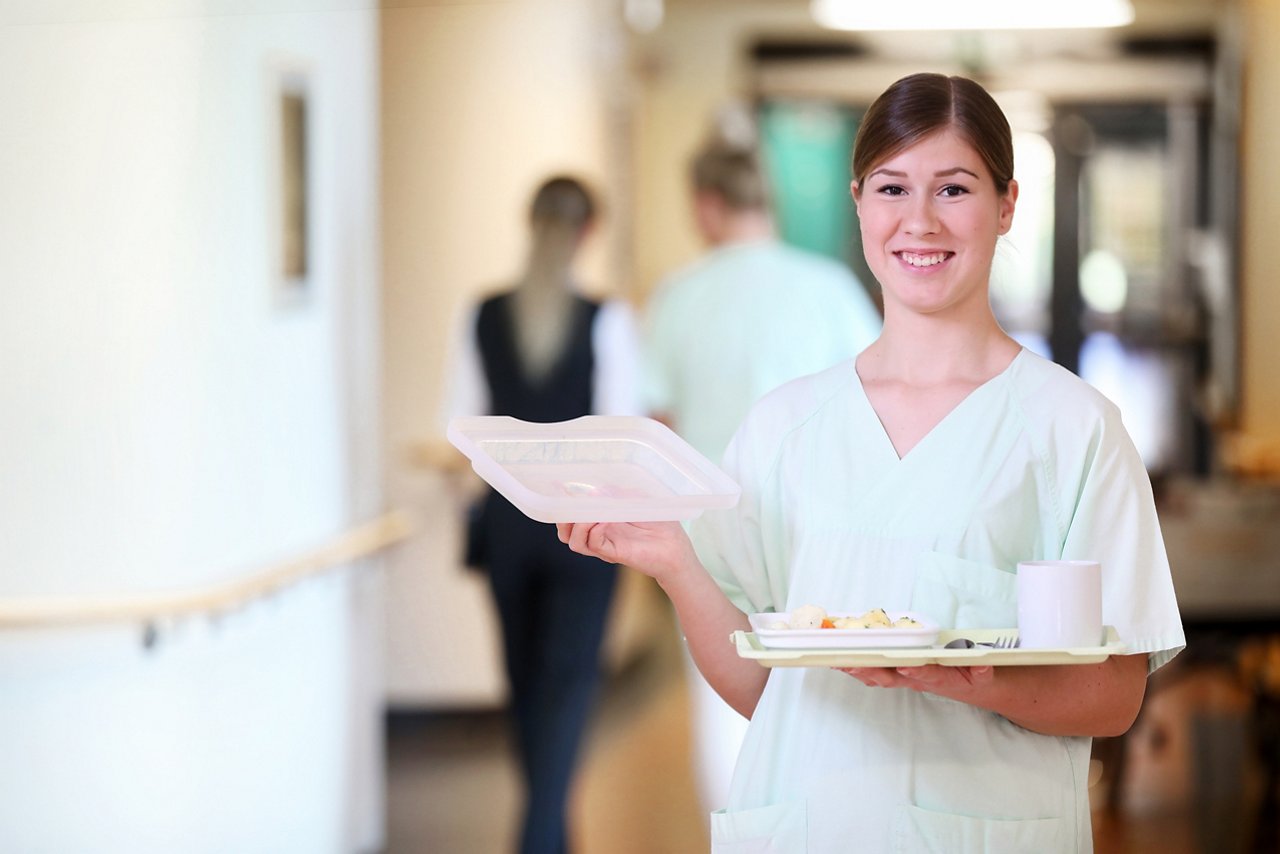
[848,74,1024,459]
[848,123,1023,459]
[557,73,1184,854]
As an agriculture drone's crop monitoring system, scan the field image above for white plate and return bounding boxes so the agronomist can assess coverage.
[749,610,940,649]
[447,415,741,523]
[732,626,1127,668]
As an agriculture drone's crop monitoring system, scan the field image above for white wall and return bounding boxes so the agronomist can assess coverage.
[628,2,816,300]
[380,0,629,706]
[0,2,383,851]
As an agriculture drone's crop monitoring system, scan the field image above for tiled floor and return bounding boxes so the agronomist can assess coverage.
[385,626,707,854]
[385,612,1279,854]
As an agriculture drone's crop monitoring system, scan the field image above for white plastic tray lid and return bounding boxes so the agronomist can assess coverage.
[447,415,742,523]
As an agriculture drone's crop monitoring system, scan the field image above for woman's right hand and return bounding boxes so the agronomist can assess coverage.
[556,521,700,583]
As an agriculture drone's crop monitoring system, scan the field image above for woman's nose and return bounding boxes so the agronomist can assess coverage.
[903,198,940,235]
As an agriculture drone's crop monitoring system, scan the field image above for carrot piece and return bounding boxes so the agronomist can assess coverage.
[821,618,836,629]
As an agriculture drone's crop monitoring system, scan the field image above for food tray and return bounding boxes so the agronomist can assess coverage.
[447,415,741,523]
[749,610,939,649]
[731,626,1126,668]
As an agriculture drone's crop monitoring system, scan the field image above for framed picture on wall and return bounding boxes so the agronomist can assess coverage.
[269,61,312,307]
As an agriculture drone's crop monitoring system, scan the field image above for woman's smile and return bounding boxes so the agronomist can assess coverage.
[895,249,954,269]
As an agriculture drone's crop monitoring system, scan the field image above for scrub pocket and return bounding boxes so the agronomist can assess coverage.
[710,800,807,854]
[909,552,1017,629]
[893,804,1065,853]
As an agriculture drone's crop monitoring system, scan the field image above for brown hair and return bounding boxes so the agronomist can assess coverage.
[690,143,769,211]
[529,175,597,232]
[852,73,1013,195]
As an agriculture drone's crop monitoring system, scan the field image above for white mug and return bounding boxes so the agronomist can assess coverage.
[1016,560,1103,649]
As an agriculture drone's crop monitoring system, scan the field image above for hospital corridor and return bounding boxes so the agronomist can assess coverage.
[4,1,1280,852]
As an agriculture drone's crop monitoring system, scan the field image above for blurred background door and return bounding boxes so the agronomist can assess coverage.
[755,46,1224,481]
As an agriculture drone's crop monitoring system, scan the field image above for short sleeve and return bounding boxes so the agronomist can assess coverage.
[1055,405,1186,673]
[591,299,644,416]
[441,303,488,429]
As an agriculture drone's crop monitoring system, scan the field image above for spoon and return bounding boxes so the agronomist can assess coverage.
[943,638,1003,649]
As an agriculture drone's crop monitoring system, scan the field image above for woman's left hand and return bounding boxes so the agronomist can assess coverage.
[836,653,1150,738]
[836,664,995,698]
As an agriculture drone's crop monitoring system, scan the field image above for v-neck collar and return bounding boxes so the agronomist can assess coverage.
[852,348,1026,463]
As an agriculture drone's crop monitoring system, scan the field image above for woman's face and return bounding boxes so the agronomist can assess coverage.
[851,128,1017,320]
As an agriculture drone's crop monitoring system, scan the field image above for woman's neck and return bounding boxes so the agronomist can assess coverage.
[860,306,1019,386]
[709,209,773,247]
[523,243,575,286]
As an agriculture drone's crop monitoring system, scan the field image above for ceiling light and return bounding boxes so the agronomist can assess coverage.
[625,0,664,33]
[811,0,1134,31]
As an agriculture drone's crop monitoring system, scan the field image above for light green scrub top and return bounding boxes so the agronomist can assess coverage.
[691,349,1185,854]
[643,240,882,463]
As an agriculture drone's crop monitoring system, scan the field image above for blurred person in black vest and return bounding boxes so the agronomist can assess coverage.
[442,175,642,854]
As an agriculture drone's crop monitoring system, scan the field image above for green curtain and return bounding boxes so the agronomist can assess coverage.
[758,99,876,303]
[758,100,863,268]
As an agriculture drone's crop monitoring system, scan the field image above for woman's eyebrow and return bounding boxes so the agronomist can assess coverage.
[867,166,981,180]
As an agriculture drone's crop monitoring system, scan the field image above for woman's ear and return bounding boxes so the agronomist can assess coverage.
[574,219,598,248]
[997,179,1019,235]
[850,179,861,211]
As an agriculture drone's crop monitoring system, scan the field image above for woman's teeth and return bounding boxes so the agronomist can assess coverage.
[899,252,949,267]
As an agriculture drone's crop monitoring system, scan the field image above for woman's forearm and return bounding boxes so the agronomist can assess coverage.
[978,654,1148,737]
[658,560,768,718]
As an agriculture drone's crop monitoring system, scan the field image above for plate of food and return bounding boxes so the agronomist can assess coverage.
[447,415,741,523]
[732,626,1127,668]
[749,605,940,649]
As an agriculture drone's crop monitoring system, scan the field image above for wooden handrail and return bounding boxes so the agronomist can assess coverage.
[407,436,471,473]
[0,510,414,630]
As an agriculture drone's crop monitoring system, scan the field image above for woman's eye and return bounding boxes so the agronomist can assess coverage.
[877,185,907,196]
[939,184,970,198]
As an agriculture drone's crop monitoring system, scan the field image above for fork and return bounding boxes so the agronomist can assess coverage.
[992,635,1021,649]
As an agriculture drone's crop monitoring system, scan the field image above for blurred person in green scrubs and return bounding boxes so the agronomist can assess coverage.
[642,126,881,816]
